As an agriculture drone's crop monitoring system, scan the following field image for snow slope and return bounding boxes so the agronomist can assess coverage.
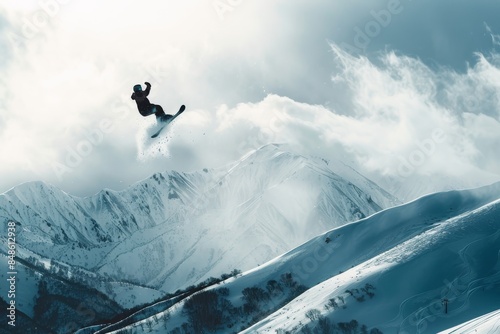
[107,181,500,334]
[439,309,500,334]
[241,182,500,334]
[0,144,395,332]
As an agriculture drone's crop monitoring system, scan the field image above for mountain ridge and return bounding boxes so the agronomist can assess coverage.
[99,181,500,333]
[0,144,397,332]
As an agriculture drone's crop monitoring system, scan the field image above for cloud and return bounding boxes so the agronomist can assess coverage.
[485,22,500,47]
[136,44,500,199]
[324,45,500,184]
[0,0,347,195]
[1,0,499,197]
[0,1,225,195]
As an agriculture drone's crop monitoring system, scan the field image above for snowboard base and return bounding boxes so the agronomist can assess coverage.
[151,105,185,138]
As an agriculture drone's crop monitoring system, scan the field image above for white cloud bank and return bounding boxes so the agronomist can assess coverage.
[0,1,499,198]
[137,45,500,199]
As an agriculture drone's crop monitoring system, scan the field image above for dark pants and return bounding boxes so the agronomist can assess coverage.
[138,104,166,117]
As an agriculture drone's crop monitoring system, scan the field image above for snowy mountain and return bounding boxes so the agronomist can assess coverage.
[0,144,396,333]
[97,181,500,334]
[438,309,500,333]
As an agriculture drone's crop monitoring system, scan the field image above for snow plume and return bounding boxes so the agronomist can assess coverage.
[138,44,500,199]
[485,23,500,47]
[327,45,500,179]
[136,97,335,169]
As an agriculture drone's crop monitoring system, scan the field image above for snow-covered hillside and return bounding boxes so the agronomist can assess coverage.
[438,309,500,333]
[106,181,500,334]
[0,144,395,333]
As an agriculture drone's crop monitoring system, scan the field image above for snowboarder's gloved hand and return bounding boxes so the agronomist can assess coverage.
[145,82,151,87]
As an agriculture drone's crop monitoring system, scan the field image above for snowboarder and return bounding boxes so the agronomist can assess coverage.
[131,82,186,138]
[131,82,172,122]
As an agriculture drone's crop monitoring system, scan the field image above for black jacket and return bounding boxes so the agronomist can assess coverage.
[131,83,152,116]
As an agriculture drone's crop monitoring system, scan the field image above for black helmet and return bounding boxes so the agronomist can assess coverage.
[133,84,142,92]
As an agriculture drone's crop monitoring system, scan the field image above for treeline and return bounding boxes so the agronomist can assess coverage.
[90,269,243,331]
[276,283,382,334]
[167,272,308,334]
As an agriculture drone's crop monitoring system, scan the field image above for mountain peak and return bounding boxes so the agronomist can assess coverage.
[1,147,394,315]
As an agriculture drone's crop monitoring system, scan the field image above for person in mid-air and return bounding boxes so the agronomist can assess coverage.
[131,82,172,122]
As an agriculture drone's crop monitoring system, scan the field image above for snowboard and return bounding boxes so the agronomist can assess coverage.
[151,105,186,138]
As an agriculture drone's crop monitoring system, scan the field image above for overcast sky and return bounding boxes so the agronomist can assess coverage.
[1,0,500,196]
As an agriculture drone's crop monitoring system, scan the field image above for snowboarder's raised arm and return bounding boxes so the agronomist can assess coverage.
[144,82,151,96]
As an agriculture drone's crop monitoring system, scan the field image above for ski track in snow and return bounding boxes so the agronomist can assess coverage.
[241,192,500,334]
[439,309,500,333]
[375,200,500,332]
